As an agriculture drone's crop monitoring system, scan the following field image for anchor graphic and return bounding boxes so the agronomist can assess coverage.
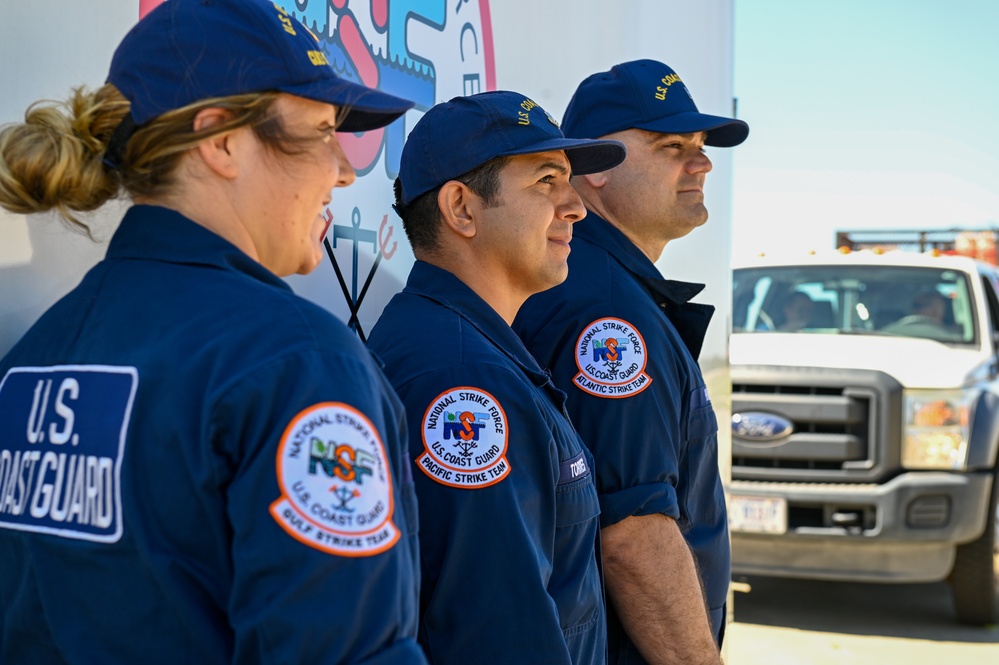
[324,207,398,341]
[453,438,478,457]
[330,484,362,512]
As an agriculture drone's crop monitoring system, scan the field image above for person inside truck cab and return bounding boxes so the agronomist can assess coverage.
[779,292,816,331]
[882,287,963,342]
[910,289,948,323]
[883,288,955,337]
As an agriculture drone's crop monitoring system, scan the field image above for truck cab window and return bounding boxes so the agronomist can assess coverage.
[732,264,975,345]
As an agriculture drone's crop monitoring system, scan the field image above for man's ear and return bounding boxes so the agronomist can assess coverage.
[192,107,238,179]
[579,170,608,189]
[437,181,477,240]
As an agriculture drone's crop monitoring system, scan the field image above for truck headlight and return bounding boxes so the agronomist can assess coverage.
[902,389,973,470]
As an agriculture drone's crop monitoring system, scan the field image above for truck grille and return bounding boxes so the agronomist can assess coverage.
[731,366,902,483]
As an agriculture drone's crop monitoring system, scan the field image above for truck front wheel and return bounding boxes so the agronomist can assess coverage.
[950,471,999,625]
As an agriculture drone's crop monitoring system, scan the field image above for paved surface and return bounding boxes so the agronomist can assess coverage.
[724,575,999,664]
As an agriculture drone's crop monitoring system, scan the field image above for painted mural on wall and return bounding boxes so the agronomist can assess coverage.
[140,0,495,339]
[285,0,497,339]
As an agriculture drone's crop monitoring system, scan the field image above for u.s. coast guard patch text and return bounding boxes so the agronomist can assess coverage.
[573,317,653,398]
[270,402,399,557]
[419,387,510,489]
[0,365,137,543]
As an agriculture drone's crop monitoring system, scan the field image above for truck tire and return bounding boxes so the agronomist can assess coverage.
[950,470,999,625]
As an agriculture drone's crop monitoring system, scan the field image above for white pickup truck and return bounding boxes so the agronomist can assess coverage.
[730,240,999,624]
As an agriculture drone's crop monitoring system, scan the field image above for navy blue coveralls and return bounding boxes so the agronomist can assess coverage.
[0,205,426,664]
[367,261,606,665]
[514,214,729,663]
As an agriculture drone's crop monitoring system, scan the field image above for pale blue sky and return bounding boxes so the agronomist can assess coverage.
[732,0,999,259]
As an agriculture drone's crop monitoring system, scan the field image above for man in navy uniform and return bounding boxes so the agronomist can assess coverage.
[368,91,625,664]
[515,60,749,665]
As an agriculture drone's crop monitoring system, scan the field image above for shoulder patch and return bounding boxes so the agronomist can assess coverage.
[270,402,399,557]
[573,317,653,398]
[0,365,137,544]
[418,387,510,489]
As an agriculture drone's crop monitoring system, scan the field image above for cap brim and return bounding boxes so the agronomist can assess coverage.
[280,77,415,133]
[636,112,749,147]
[499,138,627,175]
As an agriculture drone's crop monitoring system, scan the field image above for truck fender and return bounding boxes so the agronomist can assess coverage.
[967,389,999,469]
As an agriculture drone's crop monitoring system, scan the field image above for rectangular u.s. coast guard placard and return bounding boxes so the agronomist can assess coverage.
[0,365,137,543]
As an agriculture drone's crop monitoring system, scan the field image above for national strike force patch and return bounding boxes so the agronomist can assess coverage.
[270,402,399,557]
[573,317,653,398]
[419,386,510,489]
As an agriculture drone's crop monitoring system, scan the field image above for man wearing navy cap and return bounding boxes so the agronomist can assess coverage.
[515,60,749,665]
[368,91,625,664]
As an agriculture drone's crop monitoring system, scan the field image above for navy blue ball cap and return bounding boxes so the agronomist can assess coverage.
[107,0,414,133]
[398,90,627,205]
[562,59,749,148]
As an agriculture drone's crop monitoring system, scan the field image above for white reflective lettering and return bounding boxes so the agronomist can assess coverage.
[30,452,58,518]
[49,378,79,445]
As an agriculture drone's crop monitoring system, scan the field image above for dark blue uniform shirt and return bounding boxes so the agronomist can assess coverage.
[0,205,426,664]
[367,261,606,665]
[514,214,729,662]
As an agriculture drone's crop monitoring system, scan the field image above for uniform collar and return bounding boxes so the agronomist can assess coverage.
[574,211,706,304]
[106,204,290,290]
[404,260,551,385]
[575,211,714,360]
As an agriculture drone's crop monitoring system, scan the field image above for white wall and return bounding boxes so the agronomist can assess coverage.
[0,0,739,634]
[488,1,738,493]
[0,0,738,434]
[0,0,733,358]
[489,0,738,378]
[0,1,135,354]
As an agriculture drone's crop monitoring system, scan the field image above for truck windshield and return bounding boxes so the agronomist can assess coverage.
[733,265,977,344]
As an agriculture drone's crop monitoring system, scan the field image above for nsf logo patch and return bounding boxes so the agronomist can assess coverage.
[270,402,399,557]
[573,317,653,398]
[419,387,510,489]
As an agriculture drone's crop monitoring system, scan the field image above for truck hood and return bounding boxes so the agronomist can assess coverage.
[730,333,988,389]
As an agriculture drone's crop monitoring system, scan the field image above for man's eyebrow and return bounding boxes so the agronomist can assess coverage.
[649,132,689,143]
[534,160,570,175]
[649,132,707,146]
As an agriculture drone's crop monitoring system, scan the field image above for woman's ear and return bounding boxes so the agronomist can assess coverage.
[192,107,238,179]
[437,181,478,240]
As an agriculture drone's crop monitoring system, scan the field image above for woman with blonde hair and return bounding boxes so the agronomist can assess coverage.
[0,0,426,662]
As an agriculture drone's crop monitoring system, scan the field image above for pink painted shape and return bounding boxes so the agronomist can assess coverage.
[339,12,378,88]
[336,12,384,170]
[371,0,388,29]
[139,0,165,19]
[479,0,496,91]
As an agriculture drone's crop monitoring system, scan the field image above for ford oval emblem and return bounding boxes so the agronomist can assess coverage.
[732,412,794,441]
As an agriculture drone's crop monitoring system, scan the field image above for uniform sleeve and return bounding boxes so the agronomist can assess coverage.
[398,363,574,665]
[212,349,426,665]
[543,309,686,529]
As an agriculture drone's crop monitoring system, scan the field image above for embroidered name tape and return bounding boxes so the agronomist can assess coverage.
[0,365,137,543]
[419,387,510,489]
[557,451,590,486]
[270,402,399,557]
[573,317,653,398]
